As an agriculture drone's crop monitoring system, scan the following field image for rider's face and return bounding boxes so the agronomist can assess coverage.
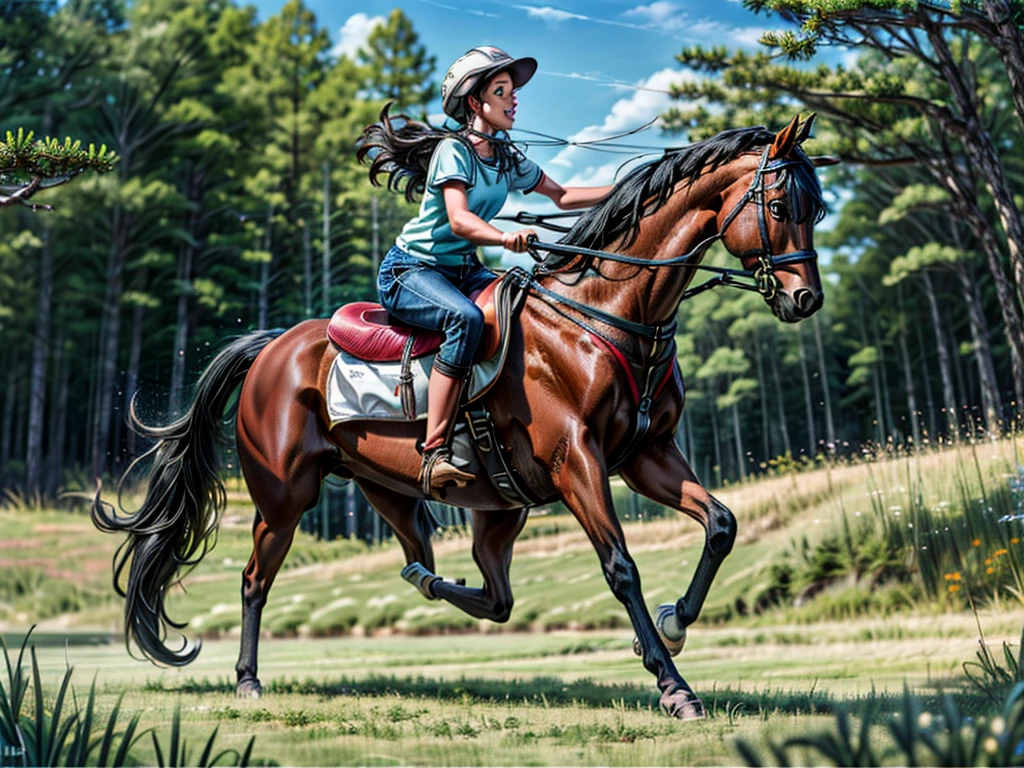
[473,72,517,132]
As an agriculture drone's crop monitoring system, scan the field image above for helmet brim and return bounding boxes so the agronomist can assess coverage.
[451,56,538,99]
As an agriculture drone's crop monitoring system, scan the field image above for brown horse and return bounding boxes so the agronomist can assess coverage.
[93,116,830,720]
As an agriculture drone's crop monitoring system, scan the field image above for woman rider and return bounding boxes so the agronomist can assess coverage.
[359,46,611,498]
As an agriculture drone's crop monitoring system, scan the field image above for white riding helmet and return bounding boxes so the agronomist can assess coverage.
[440,46,537,123]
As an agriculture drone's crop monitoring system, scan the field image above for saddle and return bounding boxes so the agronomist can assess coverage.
[324,268,540,507]
[327,280,502,363]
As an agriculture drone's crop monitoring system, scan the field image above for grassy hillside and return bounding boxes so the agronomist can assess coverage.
[1,436,1021,641]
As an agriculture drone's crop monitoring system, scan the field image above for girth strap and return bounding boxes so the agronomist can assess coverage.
[465,405,543,508]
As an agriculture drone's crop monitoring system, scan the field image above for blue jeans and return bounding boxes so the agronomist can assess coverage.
[378,245,497,378]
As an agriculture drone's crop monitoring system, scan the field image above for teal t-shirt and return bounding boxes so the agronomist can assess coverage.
[396,136,543,266]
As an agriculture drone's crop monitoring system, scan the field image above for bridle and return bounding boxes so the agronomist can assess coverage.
[518,144,820,309]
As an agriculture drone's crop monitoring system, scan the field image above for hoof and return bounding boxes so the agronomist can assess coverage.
[661,689,705,721]
[236,679,262,699]
[634,603,687,657]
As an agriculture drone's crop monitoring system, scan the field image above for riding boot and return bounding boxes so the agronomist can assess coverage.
[418,369,475,496]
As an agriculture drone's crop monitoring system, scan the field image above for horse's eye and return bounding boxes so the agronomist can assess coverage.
[768,199,790,221]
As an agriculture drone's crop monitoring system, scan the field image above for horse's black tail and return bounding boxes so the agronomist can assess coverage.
[92,328,285,666]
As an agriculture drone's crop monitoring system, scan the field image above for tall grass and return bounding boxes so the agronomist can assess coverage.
[0,629,254,767]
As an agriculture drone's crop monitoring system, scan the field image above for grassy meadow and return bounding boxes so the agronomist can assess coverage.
[1,436,1024,765]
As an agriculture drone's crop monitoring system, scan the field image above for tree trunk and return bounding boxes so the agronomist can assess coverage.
[124,301,145,463]
[896,315,922,449]
[91,203,126,479]
[303,217,313,318]
[945,311,967,425]
[950,203,1024,411]
[873,318,897,441]
[812,314,836,449]
[709,390,722,487]
[982,0,1024,136]
[955,262,1003,432]
[25,225,52,496]
[258,204,273,331]
[924,19,1024,312]
[753,335,770,461]
[169,243,194,419]
[731,400,746,482]
[768,336,793,457]
[921,271,958,438]
[322,159,331,314]
[46,330,68,496]
[914,307,937,442]
[797,327,816,456]
[1,349,19,480]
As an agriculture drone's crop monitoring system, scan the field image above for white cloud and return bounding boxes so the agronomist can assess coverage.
[548,67,695,172]
[685,19,769,48]
[332,13,385,60]
[623,2,683,26]
[516,5,588,22]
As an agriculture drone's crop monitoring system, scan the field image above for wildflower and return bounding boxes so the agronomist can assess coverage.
[952,572,961,581]
[948,584,961,593]
[1013,538,1020,544]
[987,567,995,575]
[973,539,982,547]
[918,711,933,729]
[995,548,1009,557]
[984,737,999,754]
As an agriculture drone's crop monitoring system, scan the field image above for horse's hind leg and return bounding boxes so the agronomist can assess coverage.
[236,513,299,697]
[357,479,527,622]
[619,435,736,654]
[234,438,333,697]
[429,509,528,622]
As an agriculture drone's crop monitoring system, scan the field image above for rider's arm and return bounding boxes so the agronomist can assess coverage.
[532,174,612,210]
[443,181,534,252]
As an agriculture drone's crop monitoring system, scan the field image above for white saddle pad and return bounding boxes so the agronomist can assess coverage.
[326,350,503,427]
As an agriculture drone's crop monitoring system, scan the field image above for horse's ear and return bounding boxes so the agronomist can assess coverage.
[770,115,801,159]
[810,155,841,167]
[795,113,817,145]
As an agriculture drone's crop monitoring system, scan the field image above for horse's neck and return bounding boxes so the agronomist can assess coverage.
[551,170,732,331]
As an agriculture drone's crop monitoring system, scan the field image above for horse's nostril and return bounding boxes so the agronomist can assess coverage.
[794,289,817,314]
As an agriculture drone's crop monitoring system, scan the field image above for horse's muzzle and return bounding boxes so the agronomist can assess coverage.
[772,288,823,322]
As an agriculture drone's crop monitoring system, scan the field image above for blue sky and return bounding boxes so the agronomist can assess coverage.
[252,1,797,189]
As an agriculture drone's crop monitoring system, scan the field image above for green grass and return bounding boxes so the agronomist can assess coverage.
[7,625,1012,767]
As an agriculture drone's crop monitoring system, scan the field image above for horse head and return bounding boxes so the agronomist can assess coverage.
[717,114,836,323]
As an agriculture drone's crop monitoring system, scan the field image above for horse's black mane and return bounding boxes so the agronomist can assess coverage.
[557,125,823,257]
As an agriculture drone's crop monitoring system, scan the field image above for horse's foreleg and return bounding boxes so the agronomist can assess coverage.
[236,514,298,698]
[428,509,528,622]
[553,429,704,720]
[619,436,736,653]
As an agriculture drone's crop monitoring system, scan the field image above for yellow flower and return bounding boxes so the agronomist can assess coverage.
[995,549,1009,557]
[1013,538,1020,545]
[948,584,961,593]
[985,558,993,565]
[987,567,995,575]
[972,539,982,547]
[952,572,962,581]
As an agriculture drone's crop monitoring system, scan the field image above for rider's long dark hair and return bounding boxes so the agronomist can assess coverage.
[357,102,526,202]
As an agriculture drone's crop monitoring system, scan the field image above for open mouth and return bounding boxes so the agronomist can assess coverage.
[505,108,515,120]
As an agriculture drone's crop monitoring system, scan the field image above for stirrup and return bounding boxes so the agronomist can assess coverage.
[419,445,474,498]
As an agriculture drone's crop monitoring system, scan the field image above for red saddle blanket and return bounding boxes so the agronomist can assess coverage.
[327,280,500,362]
